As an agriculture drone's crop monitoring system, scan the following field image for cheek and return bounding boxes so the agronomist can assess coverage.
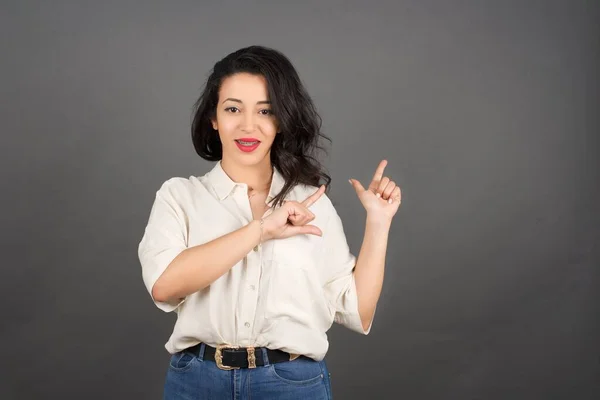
[260,120,278,140]
[216,117,238,137]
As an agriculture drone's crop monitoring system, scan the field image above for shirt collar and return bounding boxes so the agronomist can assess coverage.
[208,161,285,203]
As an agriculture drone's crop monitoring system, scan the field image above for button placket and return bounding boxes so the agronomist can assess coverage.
[233,184,265,342]
[239,243,262,342]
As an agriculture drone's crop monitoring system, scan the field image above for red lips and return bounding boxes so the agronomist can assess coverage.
[235,138,261,153]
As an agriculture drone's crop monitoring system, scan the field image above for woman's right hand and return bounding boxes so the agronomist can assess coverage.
[261,185,326,241]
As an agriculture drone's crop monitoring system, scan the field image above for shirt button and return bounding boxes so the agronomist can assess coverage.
[250,285,256,291]
[245,322,251,328]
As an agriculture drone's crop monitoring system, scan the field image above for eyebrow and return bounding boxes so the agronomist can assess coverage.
[222,98,271,105]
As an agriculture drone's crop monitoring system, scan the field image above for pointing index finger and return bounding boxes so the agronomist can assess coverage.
[302,184,326,208]
[372,159,388,182]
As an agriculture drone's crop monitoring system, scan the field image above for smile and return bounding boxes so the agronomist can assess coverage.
[235,139,261,152]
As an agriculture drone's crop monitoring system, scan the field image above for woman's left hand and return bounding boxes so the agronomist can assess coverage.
[349,159,402,223]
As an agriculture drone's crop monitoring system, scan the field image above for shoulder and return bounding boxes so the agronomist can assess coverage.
[157,176,192,191]
[156,176,194,197]
[153,175,210,205]
[293,183,338,218]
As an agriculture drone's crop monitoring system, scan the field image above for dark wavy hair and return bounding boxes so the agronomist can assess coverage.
[191,45,332,208]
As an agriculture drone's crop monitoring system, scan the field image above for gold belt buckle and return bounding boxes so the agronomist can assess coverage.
[215,344,239,370]
[215,344,257,370]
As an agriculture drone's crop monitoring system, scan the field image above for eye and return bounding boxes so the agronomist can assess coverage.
[225,107,240,113]
[259,109,273,116]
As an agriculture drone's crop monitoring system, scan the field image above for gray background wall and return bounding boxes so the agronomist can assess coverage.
[1,0,598,399]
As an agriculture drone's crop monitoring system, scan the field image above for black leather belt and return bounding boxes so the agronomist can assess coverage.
[185,343,302,370]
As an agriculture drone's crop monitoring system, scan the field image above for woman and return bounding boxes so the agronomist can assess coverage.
[138,45,402,399]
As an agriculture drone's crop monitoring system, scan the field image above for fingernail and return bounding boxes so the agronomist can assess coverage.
[376,193,381,198]
[348,179,352,185]
[388,198,393,204]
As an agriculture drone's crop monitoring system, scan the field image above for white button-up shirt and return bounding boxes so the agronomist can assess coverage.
[138,161,371,361]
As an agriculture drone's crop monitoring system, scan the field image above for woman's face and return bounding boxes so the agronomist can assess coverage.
[212,73,278,167]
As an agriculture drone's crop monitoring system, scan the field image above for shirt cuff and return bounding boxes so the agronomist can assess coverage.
[149,267,185,313]
[332,274,374,335]
[141,247,187,312]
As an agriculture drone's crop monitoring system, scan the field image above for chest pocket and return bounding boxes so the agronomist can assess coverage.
[261,233,331,330]
[271,233,322,268]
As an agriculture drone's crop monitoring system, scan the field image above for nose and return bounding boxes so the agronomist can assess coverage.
[240,112,257,132]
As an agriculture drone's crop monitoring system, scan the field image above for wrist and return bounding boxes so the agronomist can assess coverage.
[261,216,277,242]
[258,218,266,243]
[254,218,272,243]
[249,219,263,246]
[366,214,392,230]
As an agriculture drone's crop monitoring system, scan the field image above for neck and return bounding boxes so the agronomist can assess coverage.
[220,157,273,192]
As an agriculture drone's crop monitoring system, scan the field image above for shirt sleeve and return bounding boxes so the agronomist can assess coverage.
[138,179,189,312]
[321,197,374,335]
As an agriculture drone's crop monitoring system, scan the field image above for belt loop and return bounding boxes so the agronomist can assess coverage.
[261,348,270,366]
[199,343,206,361]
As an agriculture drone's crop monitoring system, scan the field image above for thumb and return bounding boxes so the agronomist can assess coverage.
[286,224,322,237]
[349,178,365,194]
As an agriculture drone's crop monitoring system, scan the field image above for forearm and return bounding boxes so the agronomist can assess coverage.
[152,220,262,303]
[353,216,391,331]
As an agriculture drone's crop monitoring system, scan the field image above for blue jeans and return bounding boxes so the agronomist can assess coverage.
[163,343,333,399]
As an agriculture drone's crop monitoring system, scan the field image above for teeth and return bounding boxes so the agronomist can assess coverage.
[237,140,258,146]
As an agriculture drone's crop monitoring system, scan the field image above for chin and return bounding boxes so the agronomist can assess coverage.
[230,151,270,167]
